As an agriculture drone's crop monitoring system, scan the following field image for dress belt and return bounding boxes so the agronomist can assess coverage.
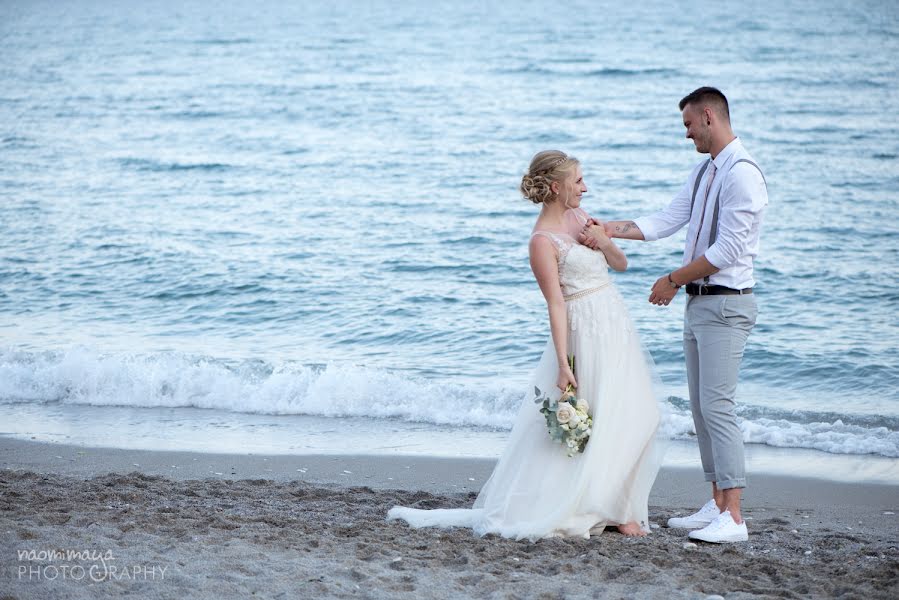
[685,283,753,296]
[563,282,611,302]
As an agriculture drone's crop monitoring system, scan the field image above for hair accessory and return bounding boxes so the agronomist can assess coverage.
[536,156,568,175]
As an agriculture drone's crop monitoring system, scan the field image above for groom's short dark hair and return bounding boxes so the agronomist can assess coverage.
[679,87,730,122]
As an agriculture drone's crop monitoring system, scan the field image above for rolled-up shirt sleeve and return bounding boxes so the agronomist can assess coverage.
[633,174,693,241]
[704,164,767,269]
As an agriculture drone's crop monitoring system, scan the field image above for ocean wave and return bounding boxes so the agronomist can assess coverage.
[0,348,523,426]
[739,418,899,458]
[1,348,897,458]
[1,135,36,148]
[116,158,234,172]
[192,38,254,45]
[584,67,679,77]
[495,64,678,78]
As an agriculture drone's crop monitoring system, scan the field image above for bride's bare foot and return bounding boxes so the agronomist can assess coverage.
[617,521,647,537]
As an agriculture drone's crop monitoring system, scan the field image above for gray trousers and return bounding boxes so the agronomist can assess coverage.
[684,294,757,490]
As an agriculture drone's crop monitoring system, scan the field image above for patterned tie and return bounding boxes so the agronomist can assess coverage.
[691,161,717,261]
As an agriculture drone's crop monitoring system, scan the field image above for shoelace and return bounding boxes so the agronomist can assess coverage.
[712,512,741,531]
[696,501,719,517]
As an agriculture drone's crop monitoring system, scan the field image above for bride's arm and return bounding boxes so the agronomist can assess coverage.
[529,236,577,391]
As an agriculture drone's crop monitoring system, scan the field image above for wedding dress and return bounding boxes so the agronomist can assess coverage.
[388,215,664,540]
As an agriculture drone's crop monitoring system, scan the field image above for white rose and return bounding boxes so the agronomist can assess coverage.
[556,402,574,424]
[568,412,581,427]
[576,399,589,413]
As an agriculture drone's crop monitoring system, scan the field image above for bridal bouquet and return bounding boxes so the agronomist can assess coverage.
[534,355,593,457]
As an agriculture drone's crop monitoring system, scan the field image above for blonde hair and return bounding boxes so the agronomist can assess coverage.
[520,150,579,204]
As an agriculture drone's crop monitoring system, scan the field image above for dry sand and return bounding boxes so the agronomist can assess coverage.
[1,439,897,599]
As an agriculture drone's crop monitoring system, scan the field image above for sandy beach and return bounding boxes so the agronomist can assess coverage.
[1,438,897,599]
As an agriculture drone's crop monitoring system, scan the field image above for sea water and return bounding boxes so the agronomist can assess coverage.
[1,1,897,479]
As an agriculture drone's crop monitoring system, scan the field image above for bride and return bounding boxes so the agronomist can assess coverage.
[388,150,664,540]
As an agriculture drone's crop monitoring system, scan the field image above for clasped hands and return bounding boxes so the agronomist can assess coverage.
[577,218,613,251]
[579,218,679,307]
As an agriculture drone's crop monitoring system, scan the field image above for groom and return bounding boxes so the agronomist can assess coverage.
[581,87,767,543]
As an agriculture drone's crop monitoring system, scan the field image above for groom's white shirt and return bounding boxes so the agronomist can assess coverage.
[634,137,768,289]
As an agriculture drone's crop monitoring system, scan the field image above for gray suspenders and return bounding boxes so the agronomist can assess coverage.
[689,159,712,214]
[691,158,767,284]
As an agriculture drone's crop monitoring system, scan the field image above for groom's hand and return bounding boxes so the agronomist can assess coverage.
[649,275,679,306]
[579,219,598,248]
[579,220,609,250]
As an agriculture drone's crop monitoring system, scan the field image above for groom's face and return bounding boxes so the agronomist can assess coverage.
[682,104,712,154]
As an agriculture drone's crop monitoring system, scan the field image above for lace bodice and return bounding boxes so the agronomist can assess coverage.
[530,231,611,297]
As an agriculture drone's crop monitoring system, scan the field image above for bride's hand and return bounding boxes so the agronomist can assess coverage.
[579,222,610,250]
[556,365,578,392]
[579,220,598,248]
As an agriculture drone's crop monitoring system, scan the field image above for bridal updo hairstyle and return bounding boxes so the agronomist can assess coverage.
[520,150,579,204]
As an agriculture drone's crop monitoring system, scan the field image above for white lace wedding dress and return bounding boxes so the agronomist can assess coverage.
[388,225,664,540]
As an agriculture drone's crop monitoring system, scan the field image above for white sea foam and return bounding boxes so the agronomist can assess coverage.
[0,348,522,426]
[739,418,899,458]
[1,348,897,458]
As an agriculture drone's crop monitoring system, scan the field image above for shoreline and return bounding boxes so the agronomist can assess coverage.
[2,438,897,599]
[1,437,897,507]
[2,402,897,486]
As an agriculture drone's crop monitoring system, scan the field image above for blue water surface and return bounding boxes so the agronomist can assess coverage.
[1,0,898,459]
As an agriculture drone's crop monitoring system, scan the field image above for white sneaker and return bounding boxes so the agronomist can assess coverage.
[666,499,720,529]
[688,510,749,543]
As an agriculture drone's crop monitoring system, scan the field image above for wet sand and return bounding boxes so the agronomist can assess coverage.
[1,438,897,599]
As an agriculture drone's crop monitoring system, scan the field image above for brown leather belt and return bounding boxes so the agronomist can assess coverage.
[685,284,753,296]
